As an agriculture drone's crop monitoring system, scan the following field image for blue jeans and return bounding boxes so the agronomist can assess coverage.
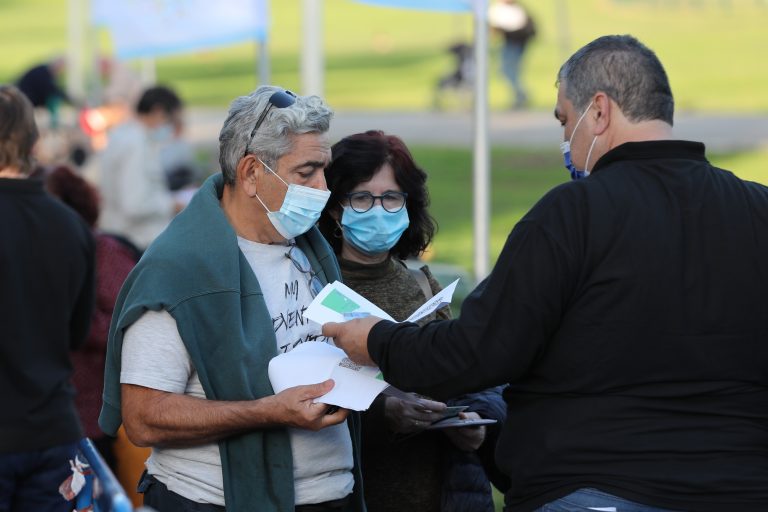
[534,488,682,512]
[501,41,528,106]
[0,441,79,512]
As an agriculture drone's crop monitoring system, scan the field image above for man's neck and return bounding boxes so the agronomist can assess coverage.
[609,119,674,149]
[220,183,286,245]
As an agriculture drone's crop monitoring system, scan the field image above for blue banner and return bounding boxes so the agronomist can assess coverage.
[354,0,472,13]
[91,0,269,59]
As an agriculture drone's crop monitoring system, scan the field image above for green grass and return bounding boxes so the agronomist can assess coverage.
[416,145,768,276]
[2,0,767,111]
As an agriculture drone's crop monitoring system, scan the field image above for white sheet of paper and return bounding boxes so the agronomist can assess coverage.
[404,278,459,323]
[267,341,389,411]
[304,281,394,325]
[305,278,459,326]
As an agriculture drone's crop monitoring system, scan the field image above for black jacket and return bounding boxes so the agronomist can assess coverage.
[370,140,768,512]
[0,177,95,452]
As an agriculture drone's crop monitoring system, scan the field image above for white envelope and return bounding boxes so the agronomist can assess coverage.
[268,341,389,411]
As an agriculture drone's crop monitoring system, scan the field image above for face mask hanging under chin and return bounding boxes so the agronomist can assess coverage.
[560,100,597,180]
[561,136,598,180]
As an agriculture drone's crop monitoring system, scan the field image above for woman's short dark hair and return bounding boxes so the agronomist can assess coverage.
[319,130,436,260]
[45,165,101,227]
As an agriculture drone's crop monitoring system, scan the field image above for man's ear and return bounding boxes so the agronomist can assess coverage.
[592,92,611,135]
[237,155,262,198]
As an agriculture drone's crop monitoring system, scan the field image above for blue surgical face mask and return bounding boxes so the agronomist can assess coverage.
[560,100,598,180]
[341,205,410,256]
[149,123,174,144]
[254,159,330,240]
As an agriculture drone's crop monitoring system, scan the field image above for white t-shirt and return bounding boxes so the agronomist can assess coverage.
[99,120,176,250]
[121,238,354,506]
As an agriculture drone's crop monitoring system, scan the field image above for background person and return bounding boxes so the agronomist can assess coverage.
[318,130,507,512]
[0,85,95,512]
[99,85,365,512]
[324,35,768,512]
[98,85,184,251]
[488,0,536,110]
[44,164,139,471]
[15,57,73,128]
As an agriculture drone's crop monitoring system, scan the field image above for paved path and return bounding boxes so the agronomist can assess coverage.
[186,108,768,153]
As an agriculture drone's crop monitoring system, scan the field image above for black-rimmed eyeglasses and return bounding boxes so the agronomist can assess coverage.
[345,191,408,213]
[285,244,324,298]
[243,89,297,158]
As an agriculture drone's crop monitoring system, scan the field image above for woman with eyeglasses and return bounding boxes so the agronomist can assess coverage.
[319,131,507,512]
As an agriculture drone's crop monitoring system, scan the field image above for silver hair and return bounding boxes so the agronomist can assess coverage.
[557,35,674,125]
[218,85,333,185]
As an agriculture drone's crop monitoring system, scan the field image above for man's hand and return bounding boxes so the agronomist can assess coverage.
[443,411,486,452]
[322,316,382,366]
[384,395,447,434]
[121,380,348,448]
[269,379,349,431]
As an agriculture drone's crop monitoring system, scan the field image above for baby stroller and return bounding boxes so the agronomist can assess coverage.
[433,42,475,110]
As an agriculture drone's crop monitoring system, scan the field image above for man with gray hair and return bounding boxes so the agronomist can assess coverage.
[100,86,365,512]
[323,35,768,511]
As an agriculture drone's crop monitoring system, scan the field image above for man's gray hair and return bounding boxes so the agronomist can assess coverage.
[557,34,674,125]
[218,85,333,185]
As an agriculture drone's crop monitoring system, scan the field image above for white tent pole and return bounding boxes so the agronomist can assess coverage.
[256,0,271,86]
[256,40,271,85]
[66,0,86,101]
[301,0,324,96]
[472,0,490,282]
[139,57,157,86]
[555,0,571,64]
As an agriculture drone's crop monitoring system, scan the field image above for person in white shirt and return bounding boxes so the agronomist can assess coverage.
[99,86,182,250]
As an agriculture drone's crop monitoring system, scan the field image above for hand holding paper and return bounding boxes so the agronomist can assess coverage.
[270,379,350,430]
[314,279,460,366]
[322,317,380,367]
[268,342,389,411]
[305,279,459,326]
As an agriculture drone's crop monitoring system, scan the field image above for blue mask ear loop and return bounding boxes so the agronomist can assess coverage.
[252,158,288,214]
[583,135,598,175]
[562,100,595,179]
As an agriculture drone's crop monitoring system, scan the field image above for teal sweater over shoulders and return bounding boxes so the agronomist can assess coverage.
[99,173,365,512]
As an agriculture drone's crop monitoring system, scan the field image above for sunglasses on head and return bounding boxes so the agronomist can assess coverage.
[243,89,297,158]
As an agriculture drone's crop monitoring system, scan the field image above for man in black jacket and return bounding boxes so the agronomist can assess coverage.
[324,35,768,511]
[0,85,95,512]
[15,58,72,129]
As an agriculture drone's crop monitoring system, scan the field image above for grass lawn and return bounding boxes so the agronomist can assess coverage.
[1,0,767,112]
[415,145,768,277]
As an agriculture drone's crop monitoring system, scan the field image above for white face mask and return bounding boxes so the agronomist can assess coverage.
[253,158,330,240]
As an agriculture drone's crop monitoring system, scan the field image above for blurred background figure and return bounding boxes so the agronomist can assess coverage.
[488,0,536,110]
[98,85,185,251]
[77,57,145,154]
[44,164,140,471]
[15,56,74,129]
[0,85,95,512]
[319,130,507,512]
[433,42,475,111]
